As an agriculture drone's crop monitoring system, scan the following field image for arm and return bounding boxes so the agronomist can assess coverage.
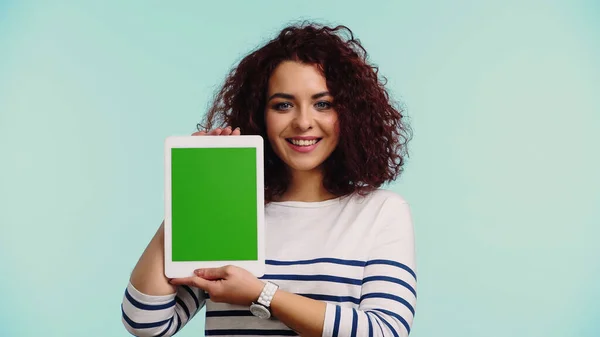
[271,198,417,337]
[269,290,326,337]
[121,222,207,337]
[122,128,236,336]
[130,222,175,295]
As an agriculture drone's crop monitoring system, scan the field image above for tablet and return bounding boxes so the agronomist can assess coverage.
[164,135,265,278]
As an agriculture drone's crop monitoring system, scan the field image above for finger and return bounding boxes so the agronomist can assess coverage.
[221,126,233,136]
[190,277,213,291]
[168,276,196,287]
[232,127,241,136]
[192,131,207,136]
[209,128,223,136]
[195,267,227,280]
[169,276,213,292]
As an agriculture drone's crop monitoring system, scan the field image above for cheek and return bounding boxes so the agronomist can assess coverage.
[328,116,341,148]
[265,112,274,134]
[327,114,340,137]
[265,112,284,143]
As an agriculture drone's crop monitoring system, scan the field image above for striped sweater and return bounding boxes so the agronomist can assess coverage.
[122,189,417,337]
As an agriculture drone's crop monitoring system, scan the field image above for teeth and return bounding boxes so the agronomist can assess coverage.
[290,139,318,146]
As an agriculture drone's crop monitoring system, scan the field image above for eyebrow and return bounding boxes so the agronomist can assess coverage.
[267,91,331,102]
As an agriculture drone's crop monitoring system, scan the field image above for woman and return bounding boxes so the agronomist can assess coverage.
[121,22,416,337]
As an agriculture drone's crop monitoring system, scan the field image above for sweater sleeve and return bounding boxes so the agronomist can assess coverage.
[322,197,417,337]
[121,281,207,337]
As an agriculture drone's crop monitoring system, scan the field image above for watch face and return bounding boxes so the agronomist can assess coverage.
[250,304,270,319]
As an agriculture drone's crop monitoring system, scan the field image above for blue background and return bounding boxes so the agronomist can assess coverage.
[1,1,599,336]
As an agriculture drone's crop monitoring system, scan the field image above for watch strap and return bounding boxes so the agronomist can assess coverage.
[257,281,279,307]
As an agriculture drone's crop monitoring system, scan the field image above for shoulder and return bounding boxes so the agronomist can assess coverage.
[340,188,412,224]
[363,188,409,205]
[351,188,413,229]
[348,188,410,211]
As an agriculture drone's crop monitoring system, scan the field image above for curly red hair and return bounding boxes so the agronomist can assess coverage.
[198,22,412,202]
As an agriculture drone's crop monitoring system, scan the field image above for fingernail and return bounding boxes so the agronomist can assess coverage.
[194,269,204,275]
[235,127,240,131]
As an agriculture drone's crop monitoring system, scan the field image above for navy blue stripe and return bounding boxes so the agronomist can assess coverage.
[175,312,182,333]
[266,258,416,280]
[266,258,365,267]
[176,297,190,319]
[366,260,417,280]
[372,308,411,334]
[205,329,297,336]
[181,285,200,309]
[366,311,384,336]
[332,306,341,337]
[124,289,176,310]
[363,276,417,297]
[368,311,399,337]
[206,310,253,317]
[156,317,173,337]
[361,293,415,315]
[261,274,361,285]
[121,304,170,329]
[299,293,360,305]
[351,309,358,337]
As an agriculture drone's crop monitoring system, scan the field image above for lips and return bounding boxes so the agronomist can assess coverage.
[285,137,322,153]
[285,138,322,147]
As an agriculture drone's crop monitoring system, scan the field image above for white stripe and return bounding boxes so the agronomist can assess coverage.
[336,306,354,336]
[322,303,337,337]
[265,262,364,280]
[127,282,177,304]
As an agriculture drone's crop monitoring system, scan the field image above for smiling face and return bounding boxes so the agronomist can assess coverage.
[265,61,340,174]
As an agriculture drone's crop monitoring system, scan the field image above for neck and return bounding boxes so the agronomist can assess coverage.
[276,168,337,202]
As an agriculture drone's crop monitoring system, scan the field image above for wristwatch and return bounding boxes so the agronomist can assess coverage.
[249,281,279,319]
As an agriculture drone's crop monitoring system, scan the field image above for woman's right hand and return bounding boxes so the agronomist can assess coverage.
[193,126,241,136]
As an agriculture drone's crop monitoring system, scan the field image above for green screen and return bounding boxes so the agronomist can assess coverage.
[171,147,258,261]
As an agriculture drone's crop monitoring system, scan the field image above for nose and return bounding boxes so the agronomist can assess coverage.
[292,106,312,131]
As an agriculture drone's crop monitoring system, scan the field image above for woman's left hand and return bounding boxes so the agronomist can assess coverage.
[169,265,266,307]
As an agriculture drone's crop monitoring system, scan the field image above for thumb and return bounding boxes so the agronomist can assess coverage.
[195,267,227,280]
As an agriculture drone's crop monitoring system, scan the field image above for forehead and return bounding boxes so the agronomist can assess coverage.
[267,61,328,93]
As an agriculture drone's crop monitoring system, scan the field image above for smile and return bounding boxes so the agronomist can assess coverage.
[286,138,321,146]
[285,137,322,153]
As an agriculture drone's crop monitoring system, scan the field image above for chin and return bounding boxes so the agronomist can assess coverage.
[287,163,323,172]
[284,157,325,172]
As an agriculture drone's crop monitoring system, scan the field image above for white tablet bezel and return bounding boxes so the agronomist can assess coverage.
[164,135,265,278]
